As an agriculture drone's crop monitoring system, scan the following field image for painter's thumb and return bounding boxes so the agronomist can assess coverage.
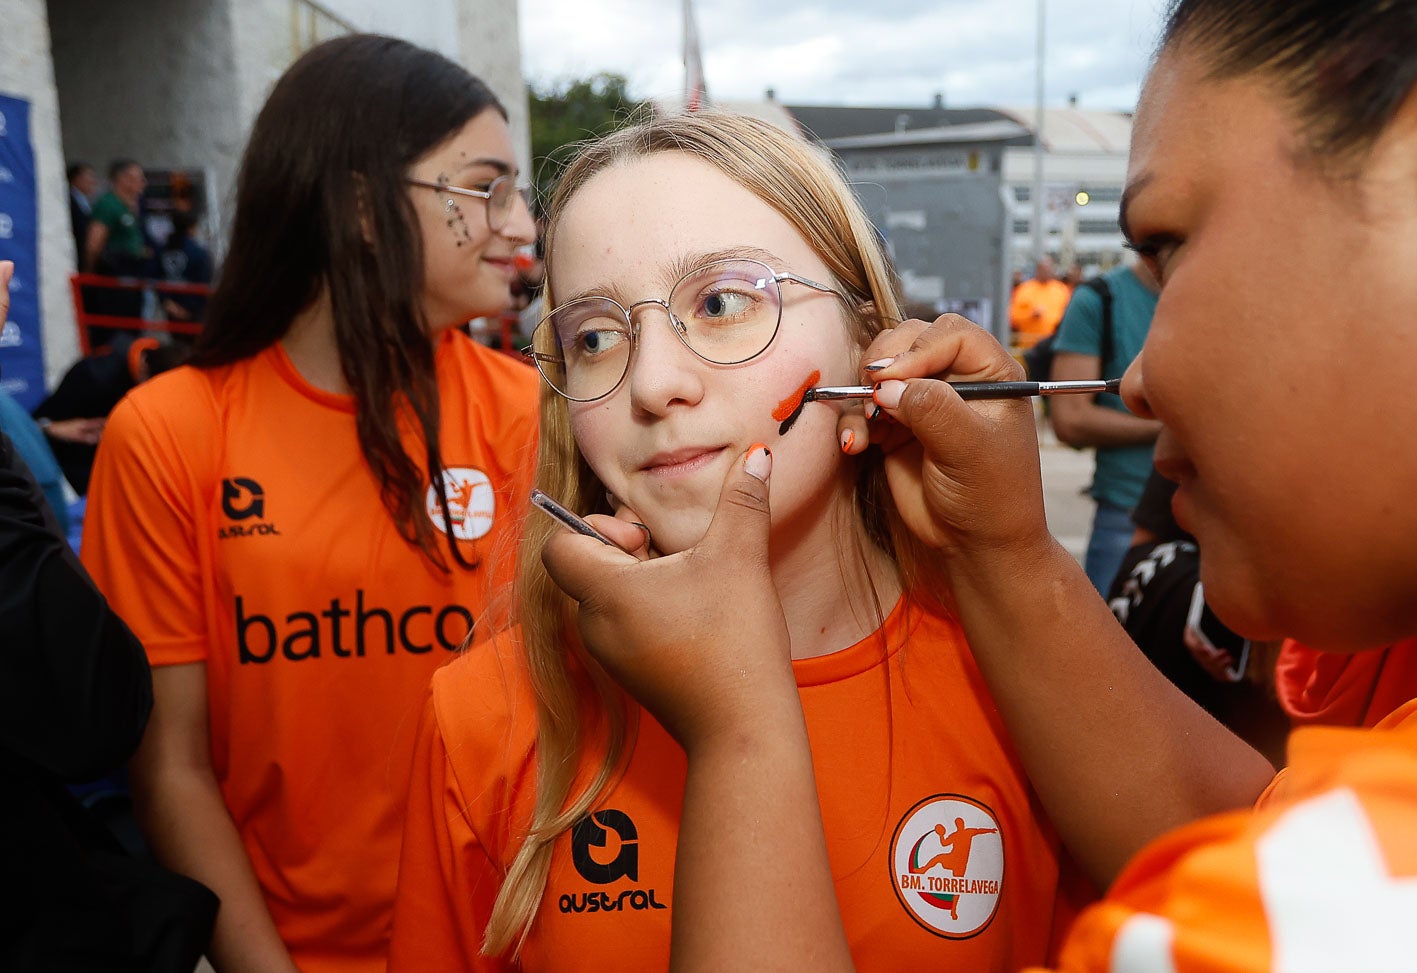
[698,444,773,569]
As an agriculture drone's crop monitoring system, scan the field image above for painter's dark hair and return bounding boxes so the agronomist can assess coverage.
[1164,0,1417,167]
[66,161,92,182]
[193,34,505,571]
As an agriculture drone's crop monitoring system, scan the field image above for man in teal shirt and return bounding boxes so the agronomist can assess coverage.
[1050,261,1162,592]
[84,159,150,276]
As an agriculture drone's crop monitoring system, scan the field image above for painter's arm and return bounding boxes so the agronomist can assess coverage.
[862,315,1273,889]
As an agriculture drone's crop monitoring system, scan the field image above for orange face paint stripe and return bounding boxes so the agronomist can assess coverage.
[772,370,821,423]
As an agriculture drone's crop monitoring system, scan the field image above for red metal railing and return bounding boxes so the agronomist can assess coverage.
[69,273,527,359]
[68,273,208,355]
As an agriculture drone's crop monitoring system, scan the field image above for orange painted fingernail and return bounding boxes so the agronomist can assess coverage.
[840,429,855,453]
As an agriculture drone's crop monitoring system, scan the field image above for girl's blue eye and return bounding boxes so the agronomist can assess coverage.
[698,288,756,320]
[577,327,627,357]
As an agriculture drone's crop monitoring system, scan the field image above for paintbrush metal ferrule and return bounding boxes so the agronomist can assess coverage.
[1034,378,1122,396]
[805,386,875,401]
[806,378,1121,403]
[529,489,615,546]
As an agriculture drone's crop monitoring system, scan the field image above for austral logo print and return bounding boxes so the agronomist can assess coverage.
[890,794,1004,938]
[219,477,281,538]
[559,809,667,915]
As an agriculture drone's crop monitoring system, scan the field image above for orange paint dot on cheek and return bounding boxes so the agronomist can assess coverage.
[772,370,821,422]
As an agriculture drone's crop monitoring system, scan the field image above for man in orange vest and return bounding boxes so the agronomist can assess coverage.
[1009,256,1071,348]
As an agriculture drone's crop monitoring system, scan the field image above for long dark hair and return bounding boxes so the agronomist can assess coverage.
[1163,0,1417,167]
[193,34,505,570]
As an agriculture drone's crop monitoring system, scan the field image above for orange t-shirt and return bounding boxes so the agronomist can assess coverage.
[1035,698,1417,973]
[1276,637,1417,729]
[389,596,1091,972]
[1010,278,1073,345]
[81,331,539,973]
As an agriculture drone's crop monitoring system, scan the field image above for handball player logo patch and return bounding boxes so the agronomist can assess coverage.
[890,794,1004,938]
[427,467,494,540]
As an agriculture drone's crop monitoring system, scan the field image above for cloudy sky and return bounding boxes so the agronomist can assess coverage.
[520,0,1169,112]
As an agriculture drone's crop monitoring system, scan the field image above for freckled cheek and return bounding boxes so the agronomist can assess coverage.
[567,407,622,482]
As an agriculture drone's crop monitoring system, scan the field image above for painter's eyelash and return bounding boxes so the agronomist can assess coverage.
[1124,234,1181,260]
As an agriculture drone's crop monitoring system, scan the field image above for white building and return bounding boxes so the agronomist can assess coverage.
[788,99,1134,276]
[0,0,525,398]
[994,105,1133,274]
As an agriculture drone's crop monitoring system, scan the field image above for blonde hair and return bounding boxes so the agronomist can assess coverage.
[483,110,942,956]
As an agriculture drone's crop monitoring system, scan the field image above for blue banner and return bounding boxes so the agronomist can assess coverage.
[0,92,44,410]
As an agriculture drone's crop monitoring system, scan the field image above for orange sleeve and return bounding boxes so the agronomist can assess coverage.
[81,385,209,666]
[389,688,515,973]
[1032,709,1417,973]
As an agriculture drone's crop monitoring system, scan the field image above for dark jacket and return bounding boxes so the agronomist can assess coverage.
[0,430,217,971]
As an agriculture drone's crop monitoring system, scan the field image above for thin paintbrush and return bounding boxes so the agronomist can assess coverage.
[807,378,1122,402]
[777,378,1122,434]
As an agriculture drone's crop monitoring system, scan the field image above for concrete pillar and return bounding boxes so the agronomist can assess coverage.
[457,0,530,176]
[50,0,245,254]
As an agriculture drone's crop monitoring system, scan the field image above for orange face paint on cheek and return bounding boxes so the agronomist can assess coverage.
[772,369,821,435]
[772,370,820,420]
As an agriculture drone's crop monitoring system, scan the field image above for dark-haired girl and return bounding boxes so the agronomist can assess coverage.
[82,35,538,972]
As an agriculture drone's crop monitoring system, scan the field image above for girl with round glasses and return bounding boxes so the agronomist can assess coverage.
[494,1,1417,970]
[81,35,539,973]
[391,110,1267,970]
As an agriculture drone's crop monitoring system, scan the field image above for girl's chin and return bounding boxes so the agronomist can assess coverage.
[642,517,711,556]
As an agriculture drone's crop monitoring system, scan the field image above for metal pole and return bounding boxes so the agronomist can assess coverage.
[1031,0,1046,262]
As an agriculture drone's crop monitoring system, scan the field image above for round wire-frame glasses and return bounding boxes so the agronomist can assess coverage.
[526,257,849,402]
[406,174,530,232]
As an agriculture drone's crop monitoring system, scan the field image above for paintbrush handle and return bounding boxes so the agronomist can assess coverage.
[951,378,1122,399]
[808,378,1121,402]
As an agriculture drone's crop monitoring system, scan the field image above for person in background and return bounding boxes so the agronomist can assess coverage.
[67,161,98,265]
[0,388,84,536]
[85,159,151,277]
[81,35,539,973]
[33,335,188,495]
[82,158,152,332]
[1008,255,1071,348]
[1048,258,1161,593]
[157,211,213,324]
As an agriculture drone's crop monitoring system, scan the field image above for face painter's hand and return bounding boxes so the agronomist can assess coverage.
[856,314,1050,558]
[540,446,795,752]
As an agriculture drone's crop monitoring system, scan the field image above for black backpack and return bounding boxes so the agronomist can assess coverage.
[1022,276,1114,381]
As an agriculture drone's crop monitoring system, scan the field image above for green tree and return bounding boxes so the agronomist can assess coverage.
[528,72,642,206]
